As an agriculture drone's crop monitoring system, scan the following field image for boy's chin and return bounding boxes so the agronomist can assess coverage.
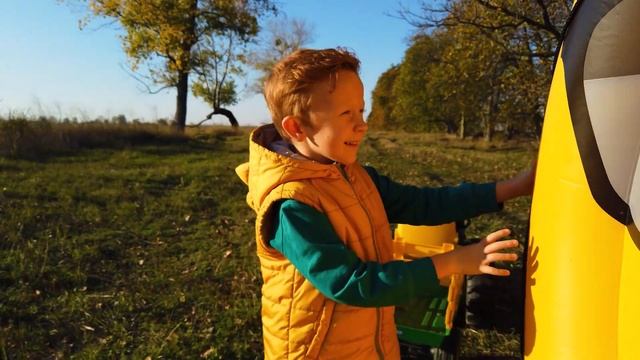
[339,157,358,165]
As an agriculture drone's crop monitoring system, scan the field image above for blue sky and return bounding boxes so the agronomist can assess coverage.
[0,1,419,125]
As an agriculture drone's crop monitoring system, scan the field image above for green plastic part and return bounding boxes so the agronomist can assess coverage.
[395,286,451,347]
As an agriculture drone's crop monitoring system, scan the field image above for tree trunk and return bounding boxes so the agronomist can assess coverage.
[483,115,493,142]
[458,111,465,139]
[212,107,239,127]
[174,71,189,132]
[484,88,500,142]
[172,0,198,132]
[505,114,513,140]
[532,105,543,140]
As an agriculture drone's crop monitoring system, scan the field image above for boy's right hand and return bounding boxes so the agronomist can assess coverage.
[431,229,519,279]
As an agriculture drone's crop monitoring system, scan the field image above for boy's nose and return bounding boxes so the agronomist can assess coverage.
[354,114,368,132]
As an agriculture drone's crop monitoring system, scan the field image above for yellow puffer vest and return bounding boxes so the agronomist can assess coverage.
[236,125,400,359]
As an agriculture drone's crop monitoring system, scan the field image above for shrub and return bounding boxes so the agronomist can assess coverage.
[0,117,189,159]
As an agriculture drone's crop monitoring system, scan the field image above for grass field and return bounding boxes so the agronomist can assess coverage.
[0,125,536,359]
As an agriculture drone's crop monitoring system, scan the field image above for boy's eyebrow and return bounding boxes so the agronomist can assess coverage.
[339,102,365,112]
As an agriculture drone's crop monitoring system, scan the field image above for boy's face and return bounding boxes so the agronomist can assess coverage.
[297,70,367,165]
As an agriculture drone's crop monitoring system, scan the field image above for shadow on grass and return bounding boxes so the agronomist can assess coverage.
[133,139,222,157]
[3,138,224,163]
[448,144,528,153]
[0,162,21,172]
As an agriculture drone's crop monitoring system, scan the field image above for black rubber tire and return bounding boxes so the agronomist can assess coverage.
[431,348,456,360]
[398,341,432,359]
[431,326,460,360]
[465,270,523,331]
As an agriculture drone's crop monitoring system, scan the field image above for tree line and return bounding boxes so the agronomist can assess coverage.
[368,0,573,140]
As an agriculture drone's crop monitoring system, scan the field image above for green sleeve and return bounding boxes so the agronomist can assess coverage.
[364,166,503,225]
[268,199,444,307]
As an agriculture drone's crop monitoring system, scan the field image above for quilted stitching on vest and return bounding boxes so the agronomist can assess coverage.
[237,125,400,359]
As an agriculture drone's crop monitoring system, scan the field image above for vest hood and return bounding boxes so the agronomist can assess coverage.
[235,124,343,213]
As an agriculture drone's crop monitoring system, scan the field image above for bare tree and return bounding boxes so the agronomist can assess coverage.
[191,30,245,127]
[396,0,571,63]
[247,17,314,94]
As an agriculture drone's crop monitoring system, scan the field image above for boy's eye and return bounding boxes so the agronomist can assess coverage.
[340,110,351,116]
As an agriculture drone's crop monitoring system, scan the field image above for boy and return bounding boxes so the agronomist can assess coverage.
[236,48,533,359]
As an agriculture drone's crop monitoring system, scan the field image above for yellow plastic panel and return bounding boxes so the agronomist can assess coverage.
[393,225,462,329]
[395,223,456,246]
[617,229,640,360]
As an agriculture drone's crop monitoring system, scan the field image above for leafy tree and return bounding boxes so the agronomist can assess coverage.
[367,65,400,130]
[368,34,444,132]
[371,23,527,139]
[111,114,127,125]
[396,0,571,138]
[389,34,437,132]
[70,0,275,130]
[370,0,571,138]
[423,28,490,138]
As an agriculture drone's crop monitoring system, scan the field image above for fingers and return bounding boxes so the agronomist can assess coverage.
[480,231,519,276]
[485,228,511,243]
[484,239,519,254]
[485,252,518,263]
[480,252,518,277]
[479,265,511,276]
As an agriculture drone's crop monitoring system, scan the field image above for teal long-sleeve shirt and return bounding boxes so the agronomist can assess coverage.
[268,166,502,307]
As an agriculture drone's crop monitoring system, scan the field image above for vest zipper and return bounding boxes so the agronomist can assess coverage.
[336,164,385,360]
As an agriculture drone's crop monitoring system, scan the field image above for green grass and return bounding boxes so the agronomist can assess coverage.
[0,126,535,358]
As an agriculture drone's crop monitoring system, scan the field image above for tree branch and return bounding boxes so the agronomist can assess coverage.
[118,63,172,94]
[475,0,562,40]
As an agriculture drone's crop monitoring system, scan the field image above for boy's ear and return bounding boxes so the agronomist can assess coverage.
[281,116,307,141]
